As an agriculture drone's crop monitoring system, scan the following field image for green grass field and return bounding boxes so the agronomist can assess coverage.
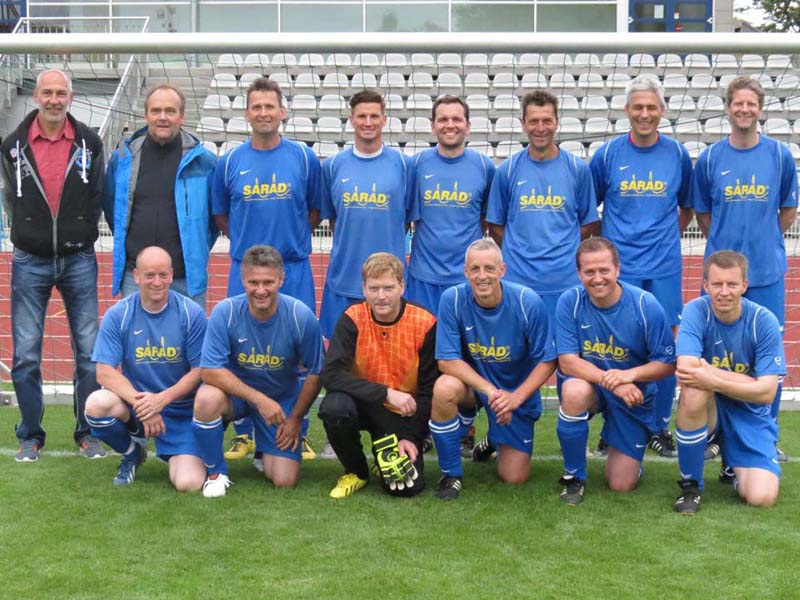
[1,404,797,599]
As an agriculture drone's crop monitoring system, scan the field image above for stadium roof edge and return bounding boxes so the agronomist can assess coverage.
[1,32,799,55]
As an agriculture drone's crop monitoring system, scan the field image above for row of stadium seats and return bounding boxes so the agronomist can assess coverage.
[202,92,800,122]
[214,52,800,77]
[208,71,800,99]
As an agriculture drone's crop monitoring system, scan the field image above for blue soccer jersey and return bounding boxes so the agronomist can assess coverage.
[92,290,207,411]
[487,149,598,294]
[201,294,324,402]
[212,138,321,263]
[590,134,692,278]
[691,136,798,287]
[409,147,495,286]
[321,147,416,298]
[436,281,557,413]
[556,283,676,400]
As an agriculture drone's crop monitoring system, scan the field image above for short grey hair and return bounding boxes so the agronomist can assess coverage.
[465,237,503,264]
[625,74,665,109]
[36,69,72,92]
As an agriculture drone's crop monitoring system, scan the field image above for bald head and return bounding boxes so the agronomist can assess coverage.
[136,246,173,270]
[134,247,174,309]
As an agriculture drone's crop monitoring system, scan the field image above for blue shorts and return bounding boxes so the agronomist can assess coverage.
[231,395,302,462]
[715,394,781,477]
[319,282,361,340]
[620,271,682,327]
[228,257,316,312]
[477,391,540,455]
[128,403,200,461]
[745,279,785,330]
[405,274,452,316]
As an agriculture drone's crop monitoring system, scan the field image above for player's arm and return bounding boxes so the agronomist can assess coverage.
[398,322,439,446]
[491,359,556,423]
[488,223,504,246]
[133,367,203,421]
[678,207,694,234]
[202,367,285,425]
[599,361,675,390]
[779,207,797,233]
[214,214,229,237]
[438,359,496,399]
[695,212,710,237]
[676,355,778,405]
[276,374,322,451]
[308,210,321,231]
[96,363,139,406]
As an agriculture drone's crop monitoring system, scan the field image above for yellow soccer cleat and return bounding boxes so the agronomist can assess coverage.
[301,437,317,461]
[224,434,255,460]
[329,473,367,499]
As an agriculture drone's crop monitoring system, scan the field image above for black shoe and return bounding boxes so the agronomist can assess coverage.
[460,426,476,458]
[648,431,677,458]
[718,465,736,484]
[422,434,434,454]
[674,479,701,514]
[435,475,463,500]
[594,438,608,458]
[559,476,585,505]
[471,436,496,462]
[704,442,721,461]
[776,446,788,463]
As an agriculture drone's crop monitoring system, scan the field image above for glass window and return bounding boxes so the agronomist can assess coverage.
[633,21,666,31]
[199,3,278,31]
[452,4,534,31]
[282,4,361,31]
[366,4,447,32]
[634,3,663,18]
[675,3,707,19]
[537,3,616,31]
[112,4,192,33]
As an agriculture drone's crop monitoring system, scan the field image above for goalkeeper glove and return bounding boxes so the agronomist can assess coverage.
[373,433,419,491]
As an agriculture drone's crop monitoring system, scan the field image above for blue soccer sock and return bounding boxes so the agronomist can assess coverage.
[653,374,676,435]
[457,407,476,437]
[429,416,463,477]
[86,415,132,455]
[232,417,254,438]
[557,408,589,481]
[193,417,227,475]
[676,425,708,490]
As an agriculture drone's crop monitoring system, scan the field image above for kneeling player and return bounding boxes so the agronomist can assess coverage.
[192,246,323,498]
[429,239,556,500]
[555,238,675,504]
[673,251,784,513]
[85,247,207,490]
[319,253,438,499]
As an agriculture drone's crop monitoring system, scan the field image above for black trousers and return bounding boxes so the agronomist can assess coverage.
[318,391,425,497]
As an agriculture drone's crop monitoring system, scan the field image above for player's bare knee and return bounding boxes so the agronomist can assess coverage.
[741,483,779,508]
[607,473,638,493]
[172,471,204,492]
[270,471,299,488]
[193,384,226,420]
[85,389,119,417]
[677,387,711,419]
[433,375,466,406]
[560,380,592,416]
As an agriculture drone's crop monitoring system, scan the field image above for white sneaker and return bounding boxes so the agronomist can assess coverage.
[320,442,338,460]
[252,455,264,473]
[202,473,232,498]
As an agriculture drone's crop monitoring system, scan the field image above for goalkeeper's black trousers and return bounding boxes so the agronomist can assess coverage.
[319,391,426,497]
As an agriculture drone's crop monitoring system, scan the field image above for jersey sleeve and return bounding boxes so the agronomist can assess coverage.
[677,143,694,209]
[320,156,336,220]
[675,299,706,358]
[555,288,581,356]
[211,152,231,217]
[486,158,511,226]
[778,143,799,209]
[589,146,607,206]
[690,149,712,213]
[200,300,234,369]
[575,160,599,225]
[641,292,676,364]
[480,154,496,218]
[295,302,325,375]
[304,144,322,212]
[184,300,208,369]
[753,308,786,377]
[92,303,125,366]
[524,290,557,364]
[434,287,464,361]
[403,152,418,224]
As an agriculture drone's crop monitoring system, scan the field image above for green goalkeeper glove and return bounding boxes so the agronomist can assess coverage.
[373,434,419,491]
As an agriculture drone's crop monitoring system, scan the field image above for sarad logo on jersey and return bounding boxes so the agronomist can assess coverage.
[238,345,286,370]
[136,337,181,363]
[583,335,630,362]
[519,185,565,211]
[342,183,389,208]
[619,172,667,196]
[724,176,769,202]
[243,174,292,201]
[711,351,750,374]
[468,336,511,363]
[423,181,471,207]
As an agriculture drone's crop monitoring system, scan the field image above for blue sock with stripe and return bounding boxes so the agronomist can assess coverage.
[557,408,589,480]
[676,425,707,491]
[193,417,227,475]
[86,415,132,455]
[429,416,463,477]
[457,407,476,437]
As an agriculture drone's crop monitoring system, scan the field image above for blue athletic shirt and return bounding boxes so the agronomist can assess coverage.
[201,294,324,402]
[590,134,692,278]
[212,138,321,262]
[487,149,598,293]
[556,283,675,399]
[691,135,798,287]
[321,147,416,297]
[92,290,207,410]
[677,295,785,414]
[409,147,495,285]
[436,280,557,408]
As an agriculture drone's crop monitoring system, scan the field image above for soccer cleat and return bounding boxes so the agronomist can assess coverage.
[301,437,316,461]
[203,473,232,498]
[648,432,677,458]
[422,434,434,454]
[704,441,721,461]
[113,444,146,486]
[329,473,367,499]
[435,476,463,501]
[594,438,608,458]
[460,426,476,458]
[224,434,255,459]
[252,453,264,473]
[559,476,585,505]
[776,446,788,463]
[79,435,107,459]
[472,436,496,462]
[719,465,736,485]
[15,439,41,462]
[674,479,701,515]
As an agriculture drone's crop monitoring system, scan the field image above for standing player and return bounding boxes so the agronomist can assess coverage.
[429,239,556,500]
[692,75,797,462]
[555,238,675,505]
[85,247,207,489]
[319,89,416,340]
[192,246,324,498]
[408,95,496,454]
[212,77,321,460]
[589,74,693,457]
[487,90,599,321]
[674,251,784,513]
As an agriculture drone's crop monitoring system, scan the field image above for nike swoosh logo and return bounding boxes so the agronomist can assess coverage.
[715,339,724,345]
[238,338,248,343]
[517,180,527,186]
[341,178,350,183]
[523,438,533,444]
[134,330,143,335]
[772,458,780,464]
[581,324,592,329]
[239,169,251,176]
[565,468,577,474]
[465,325,474,331]
[721,170,731,175]
[680,472,692,480]
[424,174,435,179]
[635,443,645,448]
[619,165,629,171]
